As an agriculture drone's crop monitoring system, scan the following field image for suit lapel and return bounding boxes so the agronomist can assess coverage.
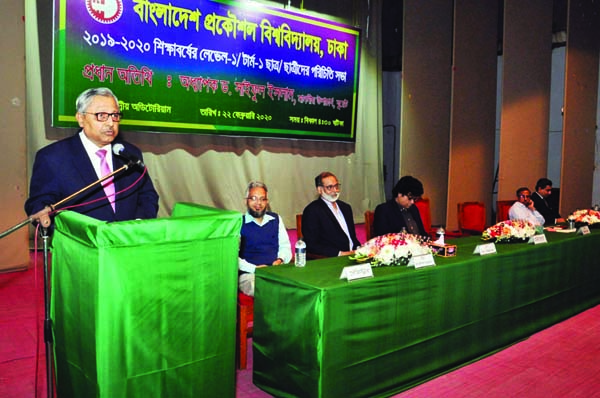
[337,201,350,224]
[321,199,352,240]
[319,198,341,228]
[111,149,128,199]
[67,135,118,213]
[67,135,100,191]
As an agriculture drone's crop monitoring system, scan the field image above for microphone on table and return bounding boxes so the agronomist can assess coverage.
[112,143,145,168]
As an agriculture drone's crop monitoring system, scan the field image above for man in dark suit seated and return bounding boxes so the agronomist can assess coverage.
[531,178,564,226]
[301,171,361,257]
[25,87,159,226]
[373,176,428,238]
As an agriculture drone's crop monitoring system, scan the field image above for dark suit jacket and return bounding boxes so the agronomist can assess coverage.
[373,199,427,238]
[531,191,560,226]
[301,198,361,257]
[25,133,159,222]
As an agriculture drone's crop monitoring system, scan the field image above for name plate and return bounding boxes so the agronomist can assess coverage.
[429,243,457,257]
[529,234,548,244]
[473,242,497,256]
[409,253,436,268]
[577,226,591,235]
[340,263,374,281]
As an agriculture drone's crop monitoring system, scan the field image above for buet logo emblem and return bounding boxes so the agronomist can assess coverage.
[86,0,123,24]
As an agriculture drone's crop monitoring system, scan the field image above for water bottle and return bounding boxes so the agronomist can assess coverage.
[295,238,306,267]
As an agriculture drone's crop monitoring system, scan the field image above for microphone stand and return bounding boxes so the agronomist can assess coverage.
[0,162,133,398]
[0,164,130,239]
[40,226,52,398]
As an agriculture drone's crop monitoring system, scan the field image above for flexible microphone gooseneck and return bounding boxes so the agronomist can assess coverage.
[112,143,145,168]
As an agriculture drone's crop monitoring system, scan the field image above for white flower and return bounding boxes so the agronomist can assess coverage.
[482,220,536,242]
[377,245,396,264]
[353,232,432,267]
[571,209,600,224]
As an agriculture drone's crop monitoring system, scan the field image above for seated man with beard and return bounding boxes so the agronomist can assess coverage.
[238,181,292,297]
[301,171,361,257]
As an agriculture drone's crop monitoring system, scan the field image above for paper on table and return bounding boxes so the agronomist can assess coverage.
[546,227,576,233]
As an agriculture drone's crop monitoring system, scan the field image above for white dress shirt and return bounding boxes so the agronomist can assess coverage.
[508,201,545,226]
[79,131,113,179]
[322,197,354,252]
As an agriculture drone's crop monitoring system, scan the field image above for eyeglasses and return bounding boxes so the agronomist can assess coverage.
[322,183,341,191]
[407,195,421,202]
[83,112,123,122]
[247,196,268,203]
[519,194,531,198]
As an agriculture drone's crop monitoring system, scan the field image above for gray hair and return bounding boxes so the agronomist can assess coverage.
[315,171,337,188]
[75,87,119,113]
[245,181,268,197]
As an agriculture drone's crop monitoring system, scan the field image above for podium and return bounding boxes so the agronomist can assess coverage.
[50,203,241,398]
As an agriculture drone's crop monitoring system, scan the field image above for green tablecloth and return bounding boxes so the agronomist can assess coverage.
[253,231,600,398]
[51,202,241,398]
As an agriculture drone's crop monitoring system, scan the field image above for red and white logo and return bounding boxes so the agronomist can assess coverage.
[86,0,123,24]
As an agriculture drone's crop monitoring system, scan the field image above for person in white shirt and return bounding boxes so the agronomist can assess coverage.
[508,187,545,226]
[238,181,292,297]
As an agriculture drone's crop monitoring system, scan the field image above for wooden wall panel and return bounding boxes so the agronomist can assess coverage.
[401,0,453,226]
[446,0,498,230]
[0,1,29,271]
[497,0,553,202]
[560,0,600,214]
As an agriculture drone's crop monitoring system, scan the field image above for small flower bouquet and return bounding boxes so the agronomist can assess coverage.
[482,220,537,243]
[351,232,433,267]
[569,209,600,226]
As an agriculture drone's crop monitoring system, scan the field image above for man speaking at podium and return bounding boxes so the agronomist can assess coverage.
[25,87,159,226]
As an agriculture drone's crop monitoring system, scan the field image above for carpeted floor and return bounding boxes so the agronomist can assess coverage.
[3,234,600,397]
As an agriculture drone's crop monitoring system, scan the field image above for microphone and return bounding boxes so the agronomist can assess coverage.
[112,143,145,168]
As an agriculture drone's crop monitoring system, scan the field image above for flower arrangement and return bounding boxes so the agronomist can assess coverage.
[352,232,432,267]
[569,209,600,225]
[482,220,537,243]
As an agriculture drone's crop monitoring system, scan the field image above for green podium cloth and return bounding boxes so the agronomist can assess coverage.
[51,203,241,398]
[254,231,600,398]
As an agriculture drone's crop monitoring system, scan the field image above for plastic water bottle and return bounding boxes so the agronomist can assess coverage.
[295,238,306,267]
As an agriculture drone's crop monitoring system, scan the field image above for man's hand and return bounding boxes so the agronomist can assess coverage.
[271,258,284,266]
[339,250,355,256]
[31,206,52,228]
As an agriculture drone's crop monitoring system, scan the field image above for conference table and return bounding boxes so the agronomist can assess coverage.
[253,230,600,398]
